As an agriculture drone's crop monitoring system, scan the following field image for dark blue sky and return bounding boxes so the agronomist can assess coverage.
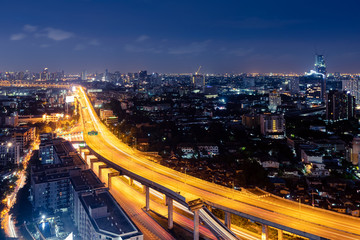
[1,0,360,73]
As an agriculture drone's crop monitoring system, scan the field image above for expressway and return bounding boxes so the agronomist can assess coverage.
[0,80,71,89]
[77,86,360,240]
[110,175,217,240]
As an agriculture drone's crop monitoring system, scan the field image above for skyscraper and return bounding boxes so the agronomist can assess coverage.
[289,77,300,94]
[315,54,326,75]
[40,67,49,81]
[268,90,281,112]
[81,70,87,81]
[192,74,205,88]
[139,70,147,82]
[326,90,355,121]
[313,54,327,100]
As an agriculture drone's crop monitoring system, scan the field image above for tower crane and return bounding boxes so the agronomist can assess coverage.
[195,66,202,75]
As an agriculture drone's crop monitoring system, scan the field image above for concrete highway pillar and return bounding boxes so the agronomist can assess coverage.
[164,194,168,205]
[193,210,199,240]
[278,229,283,240]
[166,196,173,229]
[98,165,108,180]
[224,211,231,228]
[142,184,146,193]
[145,186,150,211]
[108,172,119,189]
[262,224,269,240]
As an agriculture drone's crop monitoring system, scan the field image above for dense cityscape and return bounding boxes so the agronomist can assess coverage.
[2,0,360,240]
[0,53,359,240]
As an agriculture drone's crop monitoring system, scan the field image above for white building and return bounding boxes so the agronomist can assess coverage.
[198,144,219,158]
[42,113,64,122]
[177,144,195,159]
[100,109,118,125]
[301,149,323,164]
[76,190,143,240]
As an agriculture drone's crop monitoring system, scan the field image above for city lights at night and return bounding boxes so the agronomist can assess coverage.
[0,1,360,240]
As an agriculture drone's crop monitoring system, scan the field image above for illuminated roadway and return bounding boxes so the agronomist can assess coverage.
[110,175,217,240]
[0,80,71,89]
[1,141,39,238]
[77,86,360,240]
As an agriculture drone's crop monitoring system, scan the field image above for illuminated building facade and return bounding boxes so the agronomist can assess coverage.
[260,113,285,139]
[326,90,355,121]
[269,90,281,112]
[315,54,327,75]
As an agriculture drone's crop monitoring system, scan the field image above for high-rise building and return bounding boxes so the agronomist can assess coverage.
[81,70,87,81]
[12,127,36,154]
[259,113,286,139]
[315,54,326,75]
[139,70,147,82]
[75,189,143,240]
[269,90,281,112]
[0,139,20,165]
[326,90,355,121]
[192,74,205,88]
[351,136,360,165]
[342,77,360,104]
[32,139,143,240]
[289,77,300,94]
[103,69,109,81]
[40,68,49,81]
[314,55,327,100]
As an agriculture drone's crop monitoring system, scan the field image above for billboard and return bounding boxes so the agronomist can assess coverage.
[65,96,75,103]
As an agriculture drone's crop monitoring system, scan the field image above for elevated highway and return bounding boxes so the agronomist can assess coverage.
[77,86,360,240]
[0,80,71,89]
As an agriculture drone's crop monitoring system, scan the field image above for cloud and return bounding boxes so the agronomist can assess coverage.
[23,24,37,32]
[10,33,26,40]
[124,44,162,54]
[44,28,74,41]
[136,35,150,42]
[89,39,100,46]
[168,41,209,55]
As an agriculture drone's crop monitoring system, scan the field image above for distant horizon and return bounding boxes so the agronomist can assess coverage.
[1,68,360,76]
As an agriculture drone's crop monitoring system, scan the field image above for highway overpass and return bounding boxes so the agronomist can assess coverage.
[76,85,360,240]
[0,80,71,89]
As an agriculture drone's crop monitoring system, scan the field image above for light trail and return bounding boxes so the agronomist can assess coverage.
[8,214,17,238]
[110,176,216,240]
[77,86,360,240]
[1,141,39,238]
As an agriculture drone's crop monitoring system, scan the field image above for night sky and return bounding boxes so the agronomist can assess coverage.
[1,0,360,74]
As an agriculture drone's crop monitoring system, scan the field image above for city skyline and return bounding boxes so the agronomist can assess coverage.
[0,54,358,76]
[1,0,360,73]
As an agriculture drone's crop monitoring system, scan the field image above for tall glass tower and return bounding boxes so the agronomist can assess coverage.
[314,54,327,75]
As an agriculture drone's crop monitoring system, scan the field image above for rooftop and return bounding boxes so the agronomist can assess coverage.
[70,169,104,192]
[79,190,142,239]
